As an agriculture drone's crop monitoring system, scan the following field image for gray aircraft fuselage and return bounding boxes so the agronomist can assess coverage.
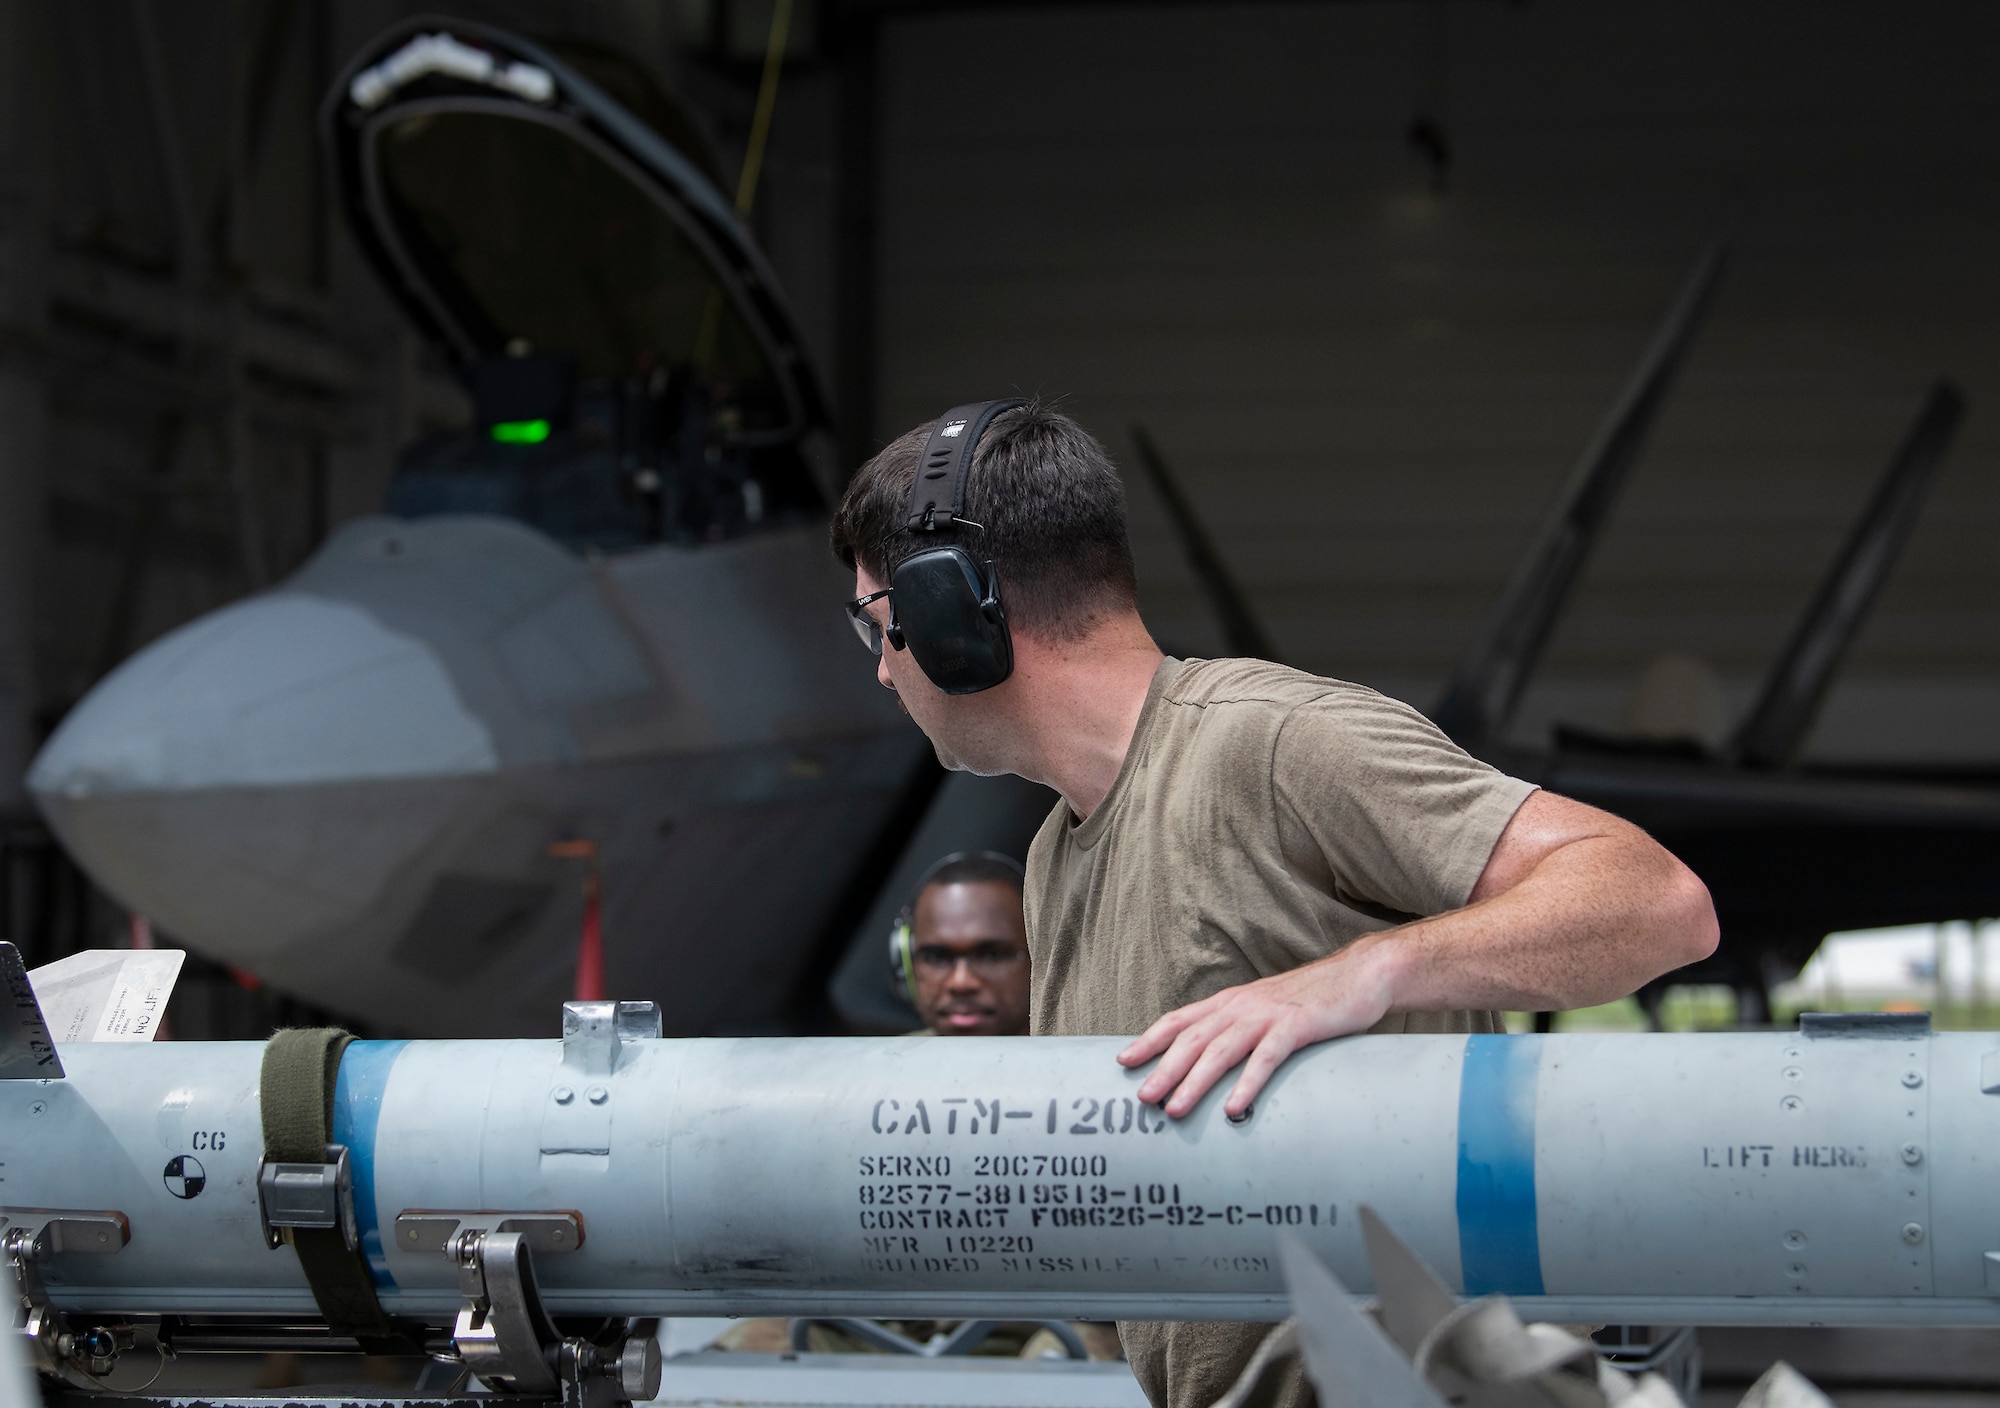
[29,514,922,1036]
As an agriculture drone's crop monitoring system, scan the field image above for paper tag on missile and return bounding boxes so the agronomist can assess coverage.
[28,949,184,1043]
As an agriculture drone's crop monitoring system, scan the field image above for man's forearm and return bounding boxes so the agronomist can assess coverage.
[1360,830,1719,1015]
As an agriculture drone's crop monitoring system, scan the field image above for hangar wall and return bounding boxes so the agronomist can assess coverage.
[871,0,2000,763]
[0,0,44,812]
[5,0,1997,807]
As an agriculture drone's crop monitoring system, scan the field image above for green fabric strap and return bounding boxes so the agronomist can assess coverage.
[261,1028,349,1162]
[259,1028,399,1347]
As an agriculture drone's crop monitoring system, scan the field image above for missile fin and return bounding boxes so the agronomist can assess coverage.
[1277,1231,1450,1408]
[1361,1203,1461,1357]
[1735,1362,1834,1408]
[0,942,63,1080]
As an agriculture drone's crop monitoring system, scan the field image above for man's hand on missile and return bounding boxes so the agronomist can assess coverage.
[1117,939,1401,1120]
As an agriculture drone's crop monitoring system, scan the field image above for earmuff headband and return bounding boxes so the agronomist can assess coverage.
[904,398,1029,533]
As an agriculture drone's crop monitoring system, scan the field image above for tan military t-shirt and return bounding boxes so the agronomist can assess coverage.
[1024,657,1537,1408]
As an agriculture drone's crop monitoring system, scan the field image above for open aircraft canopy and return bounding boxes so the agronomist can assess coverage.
[323,18,823,446]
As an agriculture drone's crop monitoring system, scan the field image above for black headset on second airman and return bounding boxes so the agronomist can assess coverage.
[878,398,1028,695]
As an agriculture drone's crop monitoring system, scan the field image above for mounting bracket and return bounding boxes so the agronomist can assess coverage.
[398,1209,656,1407]
[1,1206,130,1376]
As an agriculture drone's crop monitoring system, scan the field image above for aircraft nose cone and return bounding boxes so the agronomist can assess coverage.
[31,593,498,801]
[27,590,501,965]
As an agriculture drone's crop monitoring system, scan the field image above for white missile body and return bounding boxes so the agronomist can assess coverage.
[6,1027,1998,1327]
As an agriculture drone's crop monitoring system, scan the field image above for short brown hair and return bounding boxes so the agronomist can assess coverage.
[830,402,1139,642]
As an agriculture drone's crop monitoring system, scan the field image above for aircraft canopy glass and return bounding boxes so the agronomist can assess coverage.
[376,109,787,430]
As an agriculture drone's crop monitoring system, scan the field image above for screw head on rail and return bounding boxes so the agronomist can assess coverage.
[1900,1143,1924,1166]
[1903,1070,1924,1088]
[1902,1222,1926,1245]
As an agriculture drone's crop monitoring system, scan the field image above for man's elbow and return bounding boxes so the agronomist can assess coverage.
[1654,856,1719,970]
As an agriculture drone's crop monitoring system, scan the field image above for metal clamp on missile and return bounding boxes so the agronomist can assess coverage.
[400,1210,580,1390]
[3,1209,131,1303]
[385,1210,658,1404]
[257,1145,355,1251]
[450,1228,562,1395]
[395,1210,586,1256]
[3,1208,131,1375]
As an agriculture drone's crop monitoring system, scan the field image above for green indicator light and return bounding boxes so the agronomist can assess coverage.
[490,419,551,444]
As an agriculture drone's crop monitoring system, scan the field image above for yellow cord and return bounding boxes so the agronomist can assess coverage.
[734,0,794,217]
[695,0,793,371]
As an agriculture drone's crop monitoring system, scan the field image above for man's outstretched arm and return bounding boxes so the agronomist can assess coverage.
[1116,790,1719,1119]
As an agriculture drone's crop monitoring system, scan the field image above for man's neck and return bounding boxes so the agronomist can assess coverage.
[1007,618,1164,822]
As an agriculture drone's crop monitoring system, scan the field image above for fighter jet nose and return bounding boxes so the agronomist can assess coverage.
[30,591,498,802]
[26,548,512,971]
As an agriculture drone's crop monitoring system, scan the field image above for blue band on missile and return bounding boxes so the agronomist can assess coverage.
[1456,1034,1544,1295]
[333,1039,409,1288]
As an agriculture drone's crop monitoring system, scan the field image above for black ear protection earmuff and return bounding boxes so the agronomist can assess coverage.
[887,850,1029,1010]
[885,398,1028,695]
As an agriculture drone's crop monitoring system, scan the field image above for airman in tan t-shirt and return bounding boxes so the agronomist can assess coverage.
[1027,657,1536,1408]
[833,401,1716,1408]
